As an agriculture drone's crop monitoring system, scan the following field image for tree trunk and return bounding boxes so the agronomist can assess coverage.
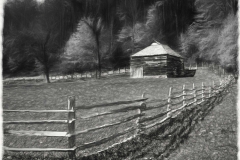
[132,21,135,55]
[45,66,50,83]
[97,48,101,78]
[175,12,178,37]
[95,67,98,79]
[109,18,114,68]
[42,44,50,83]
[96,36,101,79]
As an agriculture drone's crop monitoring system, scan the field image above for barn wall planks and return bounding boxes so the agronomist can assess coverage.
[130,55,183,78]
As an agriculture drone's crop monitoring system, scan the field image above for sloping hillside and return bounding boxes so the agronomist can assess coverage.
[168,83,237,160]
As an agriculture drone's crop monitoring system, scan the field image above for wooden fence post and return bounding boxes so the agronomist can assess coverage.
[209,83,211,98]
[222,78,226,91]
[193,83,197,105]
[229,75,232,84]
[220,79,222,87]
[223,78,227,88]
[118,68,120,74]
[182,84,186,106]
[167,87,172,117]
[142,92,146,99]
[219,65,221,77]
[202,82,205,102]
[224,78,227,86]
[136,93,146,135]
[67,96,76,160]
[212,81,215,95]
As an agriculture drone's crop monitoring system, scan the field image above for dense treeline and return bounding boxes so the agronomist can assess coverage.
[180,0,238,73]
[3,0,82,82]
[3,0,238,82]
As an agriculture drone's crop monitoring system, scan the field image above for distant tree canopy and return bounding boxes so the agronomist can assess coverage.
[3,0,39,74]
[3,0,238,80]
[3,0,81,80]
[180,0,238,72]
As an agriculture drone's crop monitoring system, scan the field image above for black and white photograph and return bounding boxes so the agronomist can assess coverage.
[1,0,238,159]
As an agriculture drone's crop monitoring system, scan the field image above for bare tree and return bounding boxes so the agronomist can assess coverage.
[31,28,60,83]
[81,17,104,78]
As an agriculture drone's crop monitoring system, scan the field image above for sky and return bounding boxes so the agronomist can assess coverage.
[36,0,45,3]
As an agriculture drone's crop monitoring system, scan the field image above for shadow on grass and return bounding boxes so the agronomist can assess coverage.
[3,88,229,160]
[78,88,230,160]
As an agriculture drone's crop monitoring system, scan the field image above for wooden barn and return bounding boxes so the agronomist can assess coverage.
[130,42,184,78]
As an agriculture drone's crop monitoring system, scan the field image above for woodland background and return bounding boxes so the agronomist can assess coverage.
[3,0,238,82]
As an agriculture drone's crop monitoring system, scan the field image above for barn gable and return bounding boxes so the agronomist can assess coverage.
[131,43,183,58]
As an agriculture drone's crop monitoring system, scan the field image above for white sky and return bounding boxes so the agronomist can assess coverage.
[36,0,45,3]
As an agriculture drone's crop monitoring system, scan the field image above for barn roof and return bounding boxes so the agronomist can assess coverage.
[131,43,183,58]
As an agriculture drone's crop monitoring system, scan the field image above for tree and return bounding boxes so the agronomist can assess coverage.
[31,0,79,83]
[3,0,39,75]
[179,0,238,73]
[30,27,60,83]
[117,0,140,55]
[145,0,196,46]
[80,17,104,78]
[216,14,238,72]
[3,0,80,79]
[61,22,95,75]
[105,0,118,67]
[3,29,36,75]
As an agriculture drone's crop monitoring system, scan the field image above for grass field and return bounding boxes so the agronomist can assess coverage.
[168,83,237,160]
[3,69,224,158]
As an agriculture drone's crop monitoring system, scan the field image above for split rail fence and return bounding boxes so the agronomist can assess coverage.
[3,68,130,84]
[49,68,130,80]
[3,75,234,159]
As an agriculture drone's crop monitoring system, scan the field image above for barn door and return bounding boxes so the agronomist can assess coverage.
[130,66,143,78]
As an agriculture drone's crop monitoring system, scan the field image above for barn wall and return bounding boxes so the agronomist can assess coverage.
[130,55,168,77]
[130,66,143,78]
[167,55,184,77]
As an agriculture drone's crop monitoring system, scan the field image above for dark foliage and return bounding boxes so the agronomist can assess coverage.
[3,0,238,78]
[180,0,238,73]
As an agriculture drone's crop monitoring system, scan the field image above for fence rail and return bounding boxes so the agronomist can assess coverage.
[3,120,70,124]
[49,68,130,80]
[3,109,72,113]
[3,75,234,159]
[3,68,130,84]
[4,130,69,137]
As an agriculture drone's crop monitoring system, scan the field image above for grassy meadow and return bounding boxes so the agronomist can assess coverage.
[3,69,223,158]
[168,83,237,160]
